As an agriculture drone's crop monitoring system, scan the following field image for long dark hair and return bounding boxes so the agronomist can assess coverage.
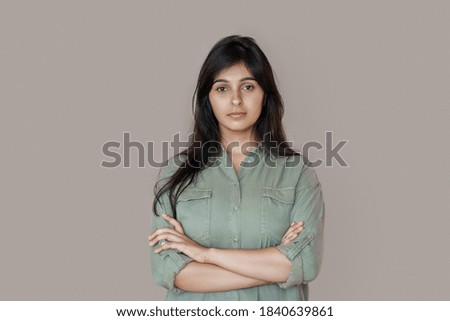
[152,34,303,219]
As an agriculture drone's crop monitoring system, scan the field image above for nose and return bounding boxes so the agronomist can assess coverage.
[231,95,242,106]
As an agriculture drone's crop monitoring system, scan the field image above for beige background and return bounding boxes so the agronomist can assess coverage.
[1,0,449,300]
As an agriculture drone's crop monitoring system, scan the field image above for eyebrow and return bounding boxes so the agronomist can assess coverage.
[212,77,257,84]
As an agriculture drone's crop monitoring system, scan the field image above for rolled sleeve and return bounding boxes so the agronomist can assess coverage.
[275,165,325,289]
[150,164,194,294]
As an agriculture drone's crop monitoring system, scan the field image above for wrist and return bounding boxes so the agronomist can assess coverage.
[203,247,217,264]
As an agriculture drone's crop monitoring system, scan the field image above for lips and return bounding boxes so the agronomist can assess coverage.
[228,112,246,118]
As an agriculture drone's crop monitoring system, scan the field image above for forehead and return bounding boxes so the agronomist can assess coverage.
[214,62,254,80]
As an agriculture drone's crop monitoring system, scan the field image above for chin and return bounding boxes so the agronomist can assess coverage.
[223,123,254,132]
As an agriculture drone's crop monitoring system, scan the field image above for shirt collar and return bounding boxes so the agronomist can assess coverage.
[216,143,266,165]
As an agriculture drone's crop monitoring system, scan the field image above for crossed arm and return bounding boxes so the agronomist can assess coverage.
[149,214,304,292]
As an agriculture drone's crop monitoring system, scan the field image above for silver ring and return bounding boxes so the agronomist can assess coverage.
[159,240,167,246]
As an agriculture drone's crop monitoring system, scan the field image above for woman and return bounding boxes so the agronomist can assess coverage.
[148,35,325,301]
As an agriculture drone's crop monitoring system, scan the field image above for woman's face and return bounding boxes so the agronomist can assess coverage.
[208,62,264,145]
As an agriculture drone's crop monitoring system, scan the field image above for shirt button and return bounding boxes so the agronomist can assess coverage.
[233,237,238,242]
[233,206,238,211]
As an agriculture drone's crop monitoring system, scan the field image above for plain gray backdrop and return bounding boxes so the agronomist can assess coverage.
[1,0,449,300]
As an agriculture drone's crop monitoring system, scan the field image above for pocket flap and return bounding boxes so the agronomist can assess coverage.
[178,188,212,202]
[262,186,295,204]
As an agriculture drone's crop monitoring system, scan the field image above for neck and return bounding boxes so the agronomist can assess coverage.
[220,138,259,156]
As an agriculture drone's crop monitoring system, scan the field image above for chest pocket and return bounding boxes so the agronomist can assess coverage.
[261,186,296,246]
[176,187,212,246]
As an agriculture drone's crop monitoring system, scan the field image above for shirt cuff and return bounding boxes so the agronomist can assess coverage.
[152,249,194,295]
[275,233,315,289]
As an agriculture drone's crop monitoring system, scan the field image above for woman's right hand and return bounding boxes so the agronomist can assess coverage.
[280,221,304,245]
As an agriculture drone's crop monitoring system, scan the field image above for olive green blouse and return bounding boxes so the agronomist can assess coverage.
[150,144,325,301]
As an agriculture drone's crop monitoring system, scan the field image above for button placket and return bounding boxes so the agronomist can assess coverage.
[230,182,241,247]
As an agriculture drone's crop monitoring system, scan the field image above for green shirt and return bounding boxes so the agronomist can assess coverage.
[150,145,325,301]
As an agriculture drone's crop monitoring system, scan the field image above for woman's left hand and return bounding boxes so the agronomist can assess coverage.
[281,221,304,245]
[148,213,209,263]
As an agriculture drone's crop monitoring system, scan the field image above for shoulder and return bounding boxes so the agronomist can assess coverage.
[282,153,320,189]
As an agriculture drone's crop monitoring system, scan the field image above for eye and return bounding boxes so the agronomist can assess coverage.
[243,85,254,91]
[216,86,227,92]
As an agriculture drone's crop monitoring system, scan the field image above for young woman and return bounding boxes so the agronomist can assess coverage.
[148,35,325,301]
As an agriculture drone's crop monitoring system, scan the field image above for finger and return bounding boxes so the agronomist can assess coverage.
[283,233,297,244]
[154,242,170,253]
[284,224,298,235]
[149,228,171,241]
[162,214,185,234]
[284,232,296,241]
[287,232,298,241]
[149,227,181,241]
[282,231,293,242]
[283,236,293,245]
[149,230,182,245]
[288,226,303,236]
[149,233,184,247]
[282,221,305,241]
[289,222,303,231]
[293,221,304,227]
[282,229,295,242]
[154,241,179,254]
[282,225,300,241]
